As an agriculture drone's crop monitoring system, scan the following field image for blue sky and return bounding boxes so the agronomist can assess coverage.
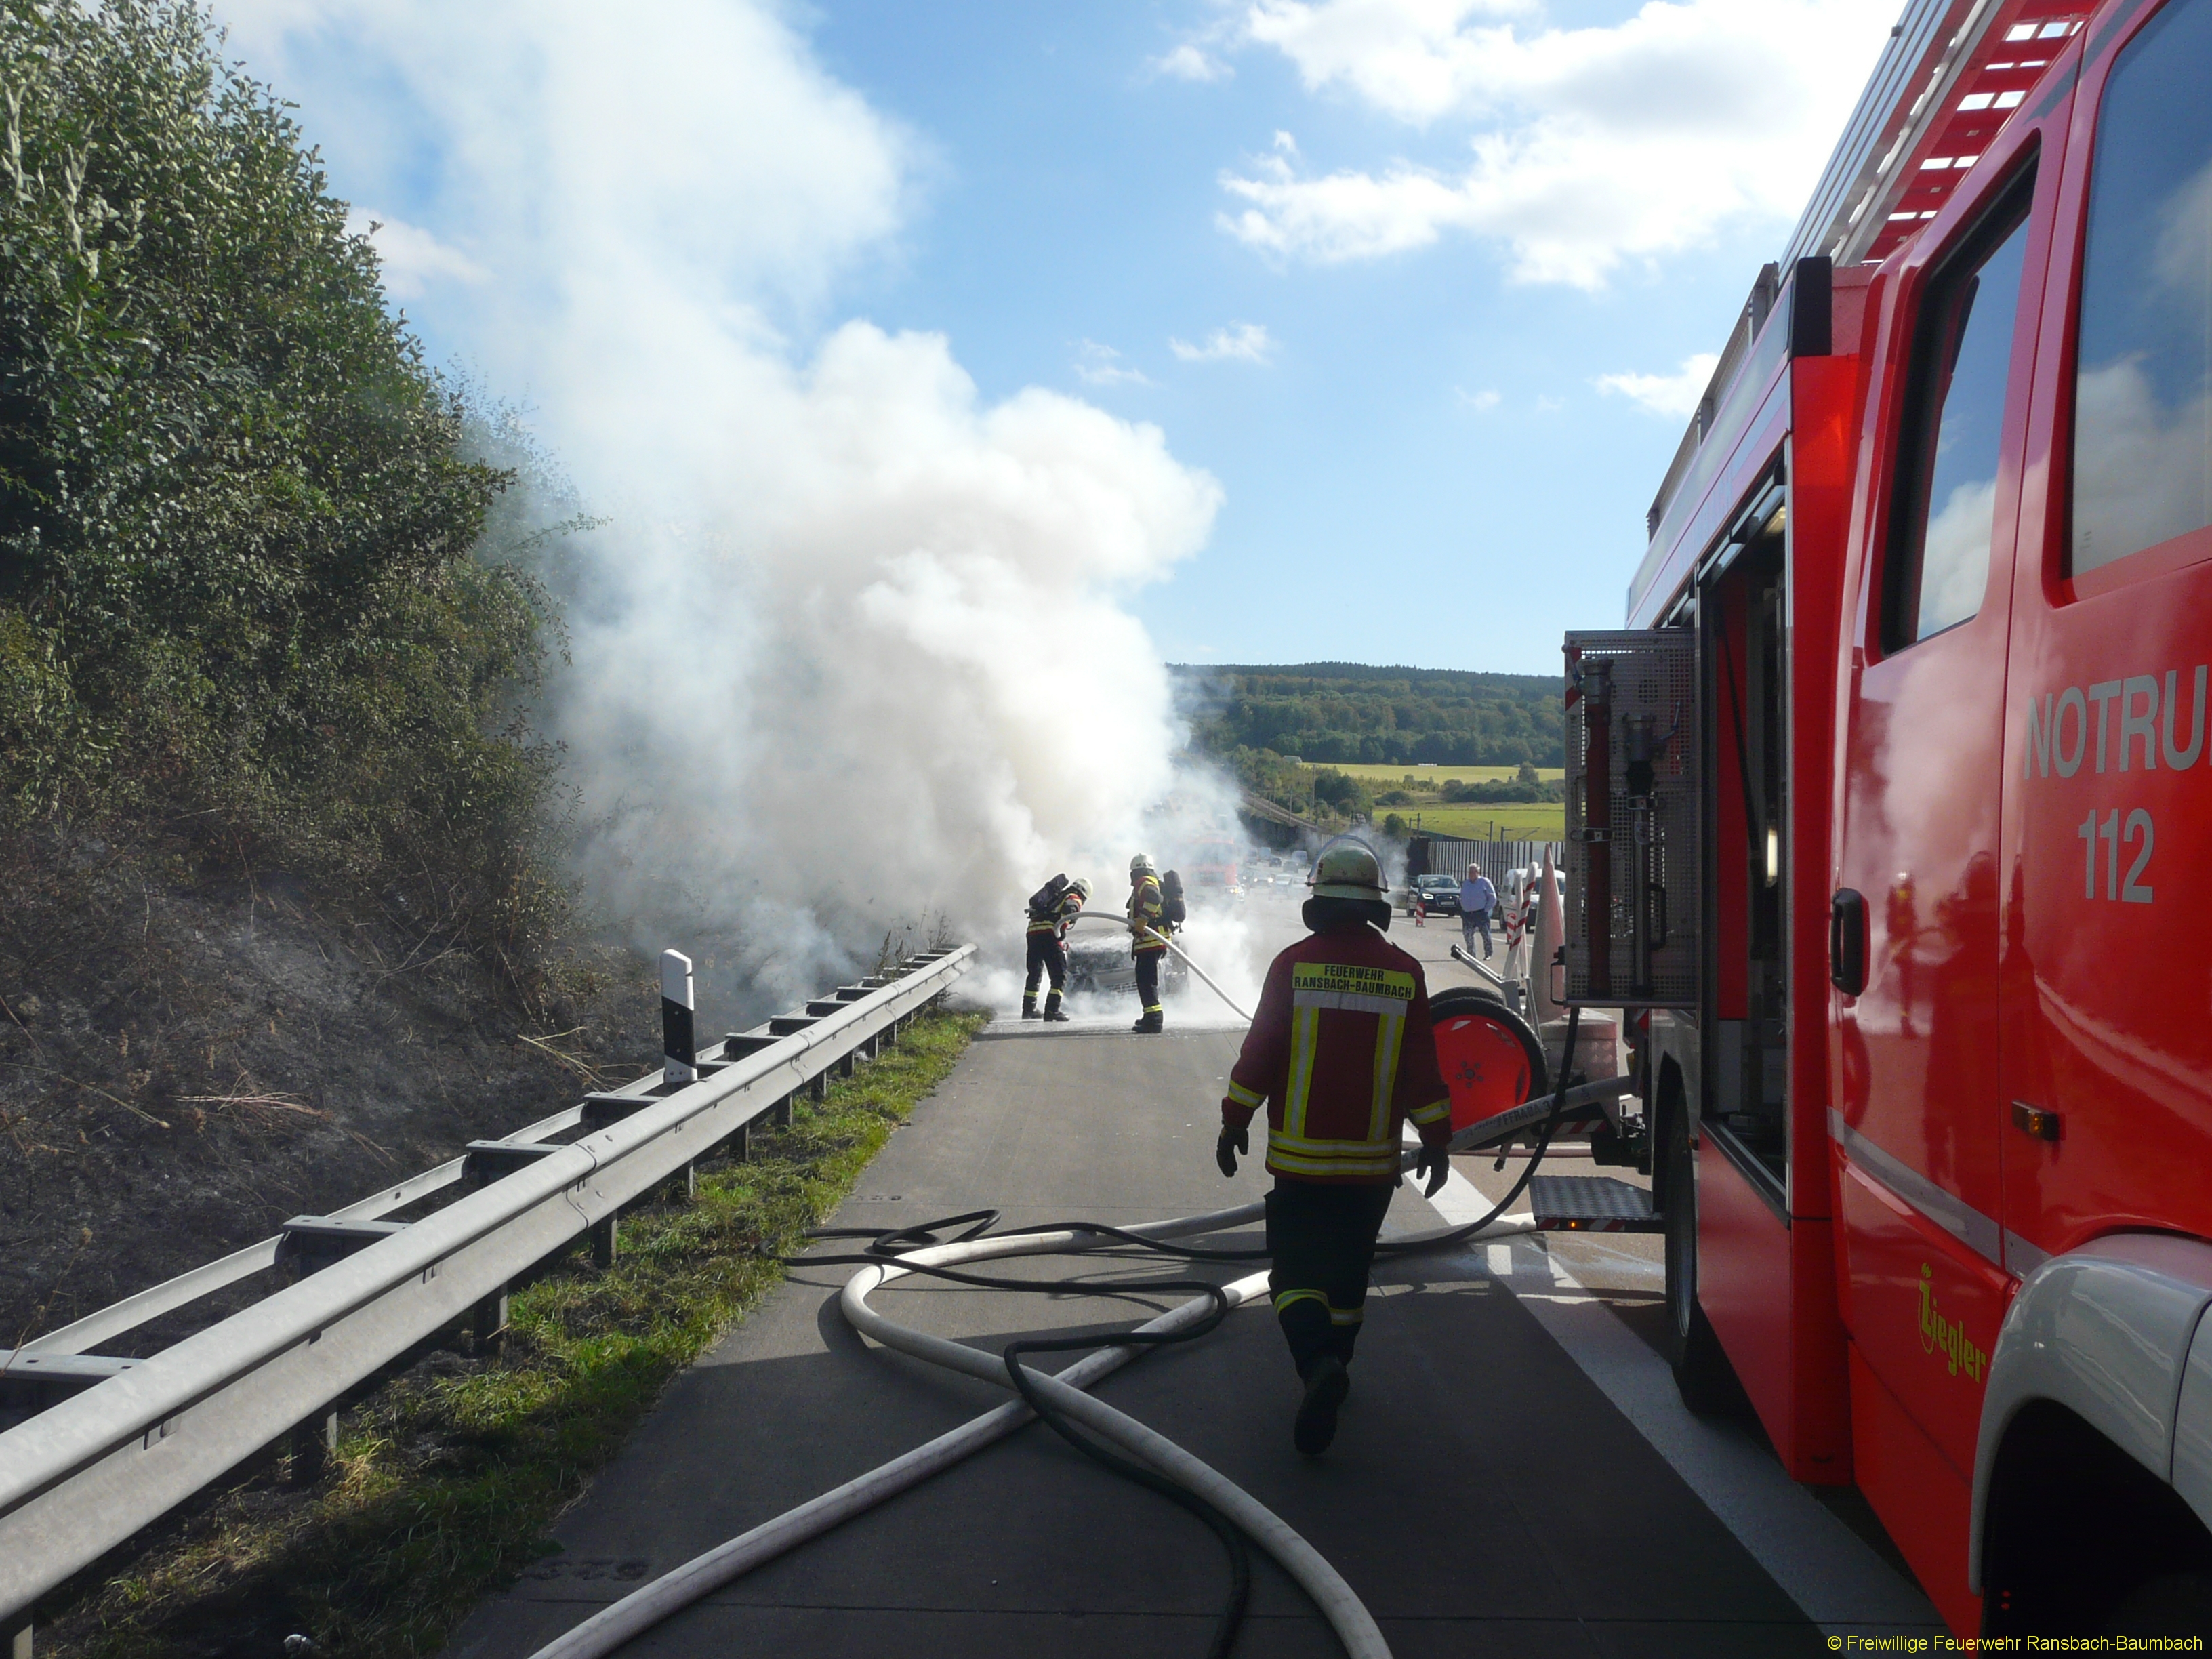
[220,0,1900,678]
[801,0,1892,674]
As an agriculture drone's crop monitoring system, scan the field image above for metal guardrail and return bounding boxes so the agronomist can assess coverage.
[0,945,974,1629]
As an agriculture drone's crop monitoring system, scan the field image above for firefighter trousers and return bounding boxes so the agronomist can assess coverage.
[1023,933,1067,1006]
[1132,947,1164,1014]
[1265,1180,1394,1380]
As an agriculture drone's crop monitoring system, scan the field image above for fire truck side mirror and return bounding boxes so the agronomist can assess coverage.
[1830,888,1868,996]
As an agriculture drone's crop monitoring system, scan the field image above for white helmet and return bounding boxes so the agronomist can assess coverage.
[1129,853,1156,877]
[1071,876,1094,899]
[1309,842,1386,900]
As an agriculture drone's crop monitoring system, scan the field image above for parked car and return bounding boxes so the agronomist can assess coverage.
[1406,874,1461,916]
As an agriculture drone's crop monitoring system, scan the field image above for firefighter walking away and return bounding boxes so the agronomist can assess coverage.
[1216,841,1452,1454]
[1126,854,1185,1033]
[1022,874,1090,1021]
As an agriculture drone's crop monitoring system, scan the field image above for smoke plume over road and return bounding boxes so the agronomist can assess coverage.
[219,0,1233,1015]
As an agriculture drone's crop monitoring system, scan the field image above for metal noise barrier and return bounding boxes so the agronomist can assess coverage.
[0,945,975,1626]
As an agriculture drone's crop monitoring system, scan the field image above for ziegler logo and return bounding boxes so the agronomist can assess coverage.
[1919,1263,1988,1382]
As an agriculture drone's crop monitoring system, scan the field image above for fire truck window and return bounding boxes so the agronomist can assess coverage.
[2071,0,2212,578]
[1884,193,2034,650]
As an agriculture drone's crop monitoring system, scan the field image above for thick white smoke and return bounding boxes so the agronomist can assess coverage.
[218,0,1232,1015]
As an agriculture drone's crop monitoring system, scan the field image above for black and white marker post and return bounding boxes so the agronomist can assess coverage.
[661,949,697,1086]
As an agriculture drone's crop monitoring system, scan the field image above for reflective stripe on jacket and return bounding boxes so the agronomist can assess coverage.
[1221,924,1450,1184]
[1027,890,1084,938]
[1128,875,1168,954]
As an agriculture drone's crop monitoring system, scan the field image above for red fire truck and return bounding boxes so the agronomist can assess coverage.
[1561,0,2212,1635]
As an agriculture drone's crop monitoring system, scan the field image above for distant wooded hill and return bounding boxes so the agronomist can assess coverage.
[1173,663,1564,768]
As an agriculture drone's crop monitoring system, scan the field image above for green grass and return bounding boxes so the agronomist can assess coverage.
[1391,802,1565,841]
[1305,762,1564,785]
[45,1008,987,1659]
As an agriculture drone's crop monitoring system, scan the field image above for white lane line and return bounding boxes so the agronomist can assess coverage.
[1422,1162,1945,1637]
[972,1017,1250,1040]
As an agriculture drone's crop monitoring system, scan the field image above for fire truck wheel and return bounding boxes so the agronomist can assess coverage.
[1661,1099,1749,1418]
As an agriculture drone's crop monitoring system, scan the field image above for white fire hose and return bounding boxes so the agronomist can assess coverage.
[525,1187,1537,1659]
[1070,909,1254,1023]
[523,928,1568,1659]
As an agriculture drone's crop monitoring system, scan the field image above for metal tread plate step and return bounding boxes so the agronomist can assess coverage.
[1528,1173,1661,1233]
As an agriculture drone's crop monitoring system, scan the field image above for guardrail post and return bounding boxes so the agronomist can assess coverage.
[590,1216,618,1268]
[9,1606,31,1658]
[473,1287,509,1351]
[291,1406,337,1485]
[661,949,696,1086]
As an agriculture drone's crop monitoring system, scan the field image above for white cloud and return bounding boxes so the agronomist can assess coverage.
[1074,340,1155,386]
[1154,41,1233,81]
[1221,0,1897,287]
[1169,321,1276,363]
[217,0,1221,1008]
[1595,352,1719,416]
[344,207,489,299]
[1456,386,1500,410]
[227,0,913,321]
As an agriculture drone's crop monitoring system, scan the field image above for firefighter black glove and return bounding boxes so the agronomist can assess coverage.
[1416,1139,1451,1198]
[1216,1124,1248,1179]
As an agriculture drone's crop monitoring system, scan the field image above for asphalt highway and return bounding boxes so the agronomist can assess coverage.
[451,886,1940,1657]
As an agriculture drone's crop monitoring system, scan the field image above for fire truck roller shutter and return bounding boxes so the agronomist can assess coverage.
[1972,1235,2212,1626]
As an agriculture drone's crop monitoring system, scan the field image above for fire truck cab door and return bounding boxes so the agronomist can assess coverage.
[1833,117,2064,1481]
[1999,0,2212,1267]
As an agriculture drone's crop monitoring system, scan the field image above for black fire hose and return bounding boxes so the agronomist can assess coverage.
[530,998,1587,1659]
[794,1219,1258,1654]
[783,1003,1586,1656]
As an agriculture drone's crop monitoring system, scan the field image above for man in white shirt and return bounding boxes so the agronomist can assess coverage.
[1459,865,1497,958]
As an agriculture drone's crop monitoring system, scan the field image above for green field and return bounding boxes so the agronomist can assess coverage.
[1391,802,1565,841]
[1306,763,1564,785]
[1292,761,1565,840]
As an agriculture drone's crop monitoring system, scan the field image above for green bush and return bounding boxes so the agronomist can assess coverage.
[1310,766,1370,815]
[1439,777,1562,804]
[0,0,566,982]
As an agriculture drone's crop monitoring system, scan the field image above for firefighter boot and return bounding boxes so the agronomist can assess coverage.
[1021,995,1040,1020]
[1294,1355,1349,1456]
[1042,991,1069,1023]
[1132,1008,1164,1035]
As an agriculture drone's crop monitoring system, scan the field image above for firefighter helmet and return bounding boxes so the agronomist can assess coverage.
[1129,853,1156,877]
[1310,842,1386,900]
[1071,877,1094,899]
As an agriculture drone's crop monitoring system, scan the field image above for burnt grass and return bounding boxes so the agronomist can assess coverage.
[0,829,663,1355]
